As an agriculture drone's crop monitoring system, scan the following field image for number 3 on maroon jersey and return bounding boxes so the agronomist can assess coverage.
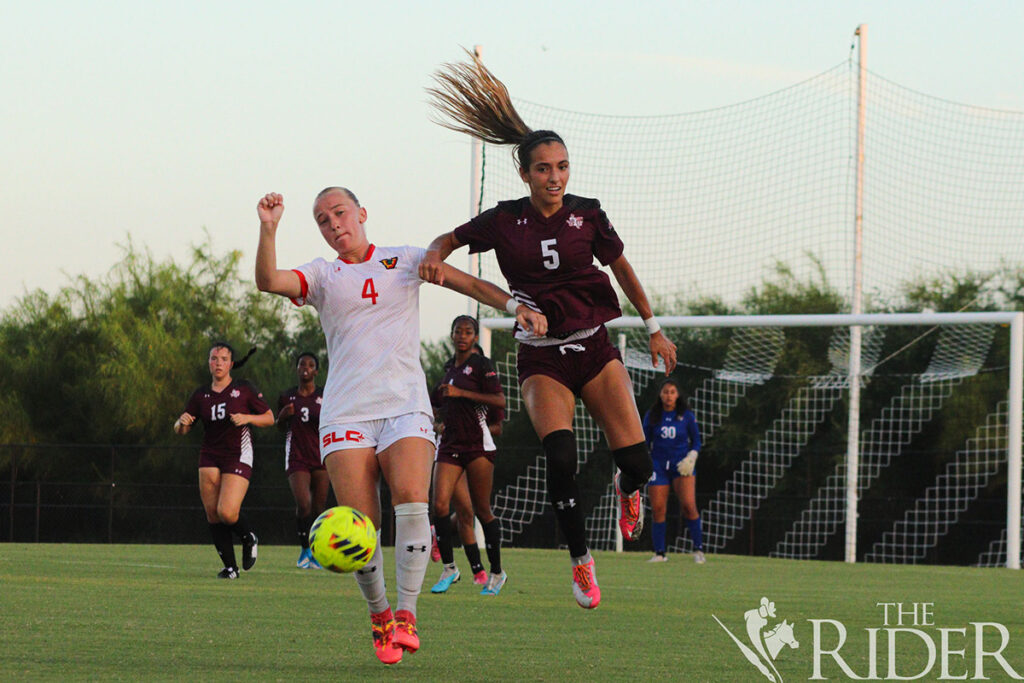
[541,238,559,270]
[362,278,379,304]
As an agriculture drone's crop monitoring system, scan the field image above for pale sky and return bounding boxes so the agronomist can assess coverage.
[3,1,1023,342]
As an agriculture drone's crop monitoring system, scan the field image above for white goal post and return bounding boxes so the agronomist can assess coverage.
[479,311,1024,569]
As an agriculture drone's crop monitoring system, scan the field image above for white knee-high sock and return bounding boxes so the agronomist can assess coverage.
[353,536,389,615]
[393,502,430,616]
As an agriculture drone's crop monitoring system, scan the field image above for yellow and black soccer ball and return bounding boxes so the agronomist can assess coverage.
[309,506,377,573]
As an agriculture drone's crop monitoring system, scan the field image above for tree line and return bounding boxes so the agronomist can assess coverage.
[3,243,1023,555]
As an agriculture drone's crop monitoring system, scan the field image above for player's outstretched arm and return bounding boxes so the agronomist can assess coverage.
[436,263,548,337]
[255,193,303,298]
[609,254,677,373]
[419,231,465,285]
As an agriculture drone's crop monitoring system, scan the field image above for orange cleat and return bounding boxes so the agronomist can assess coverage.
[393,609,420,653]
[370,608,402,665]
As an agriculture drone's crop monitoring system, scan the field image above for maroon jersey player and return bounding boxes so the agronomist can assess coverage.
[421,51,677,610]
[276,352,329,569]
[428,316,507,596]
[174,342,274,579]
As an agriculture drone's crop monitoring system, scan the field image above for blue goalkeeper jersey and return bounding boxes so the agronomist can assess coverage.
[643,408,702,462]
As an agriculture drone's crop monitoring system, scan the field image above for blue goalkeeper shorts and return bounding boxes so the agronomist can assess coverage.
[648,456,683,486]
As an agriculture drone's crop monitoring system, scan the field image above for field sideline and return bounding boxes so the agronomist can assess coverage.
[2,544,1023,681]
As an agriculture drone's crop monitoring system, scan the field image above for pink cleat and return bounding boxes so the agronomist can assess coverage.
[472,570,488,585]
[393,609,420,653]
[430,526,441,563]
[614,472,645,541]
[370,608,402,665]
[571,559,601,609]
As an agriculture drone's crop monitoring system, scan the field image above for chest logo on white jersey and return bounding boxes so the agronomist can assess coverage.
[379,256,398,270]
[566,214,583,229]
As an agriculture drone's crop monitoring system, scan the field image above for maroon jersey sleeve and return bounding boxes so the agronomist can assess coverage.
[591,204,624,266]
[453,206,500,254]
[241,381,270,415]
[477,355,502,395]
[184,387,203,417]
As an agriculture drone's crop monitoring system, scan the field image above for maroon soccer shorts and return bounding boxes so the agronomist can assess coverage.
[515,325,622,396]
[198,452,253,480]
[285,449,326,476]
[435,449,497,468]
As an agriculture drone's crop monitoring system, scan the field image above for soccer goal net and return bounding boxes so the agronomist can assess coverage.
[480,313,1022,568]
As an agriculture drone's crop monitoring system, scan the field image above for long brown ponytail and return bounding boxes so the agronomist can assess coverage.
[427,48,565,171]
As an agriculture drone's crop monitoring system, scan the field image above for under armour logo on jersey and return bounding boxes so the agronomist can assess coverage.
[462,365,473,375]
[556,498,577,510]
[405,544,428,553]
[558,343,586,355]
[379,256,398,269]
[566,213,583,229]
[517,218,528,225]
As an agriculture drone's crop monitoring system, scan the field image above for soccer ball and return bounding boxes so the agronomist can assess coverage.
[308,506,377,573]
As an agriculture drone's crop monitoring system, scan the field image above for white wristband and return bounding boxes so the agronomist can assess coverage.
[643,316,661,335]
[506,298,520,316]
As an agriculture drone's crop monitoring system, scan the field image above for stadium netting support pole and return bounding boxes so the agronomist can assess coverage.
[1008,312,1023,569]
[844,23,868,565]
[467,44,484,319]
[614,333,626,553]
[479,325,492,359]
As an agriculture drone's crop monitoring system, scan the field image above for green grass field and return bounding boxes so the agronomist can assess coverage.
[3,544,1024,681]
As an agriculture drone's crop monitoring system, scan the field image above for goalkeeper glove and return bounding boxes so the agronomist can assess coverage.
[677,450,699,476]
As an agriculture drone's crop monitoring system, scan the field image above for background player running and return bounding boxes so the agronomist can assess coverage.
[174,343,273,579]
[420,51,676,609]
[255,188,545,664]
[276,351,329,569]
[643,379,705,563]
[429,315,507,596]
[431,389,505,585]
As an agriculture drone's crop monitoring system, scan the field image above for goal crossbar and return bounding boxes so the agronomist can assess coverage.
[479,311,1024,568]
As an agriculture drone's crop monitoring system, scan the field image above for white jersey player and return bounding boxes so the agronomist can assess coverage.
[254,187,545,666]
[290,244,433,426]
